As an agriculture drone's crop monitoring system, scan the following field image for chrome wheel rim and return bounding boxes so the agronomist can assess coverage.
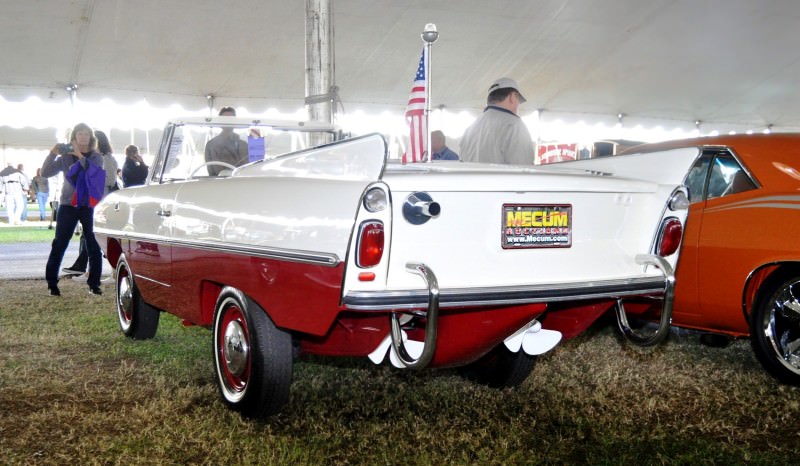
[217,304,250,401]
[764,279,800,375]
[117,268,133,331]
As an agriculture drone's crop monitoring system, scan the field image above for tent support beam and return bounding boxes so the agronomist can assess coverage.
[305,0,335,146]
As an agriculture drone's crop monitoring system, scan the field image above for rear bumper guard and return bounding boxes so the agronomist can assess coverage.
[388,262,439,368]
[615,253,676,346]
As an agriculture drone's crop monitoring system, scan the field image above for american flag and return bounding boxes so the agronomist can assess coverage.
[402,47,427,163]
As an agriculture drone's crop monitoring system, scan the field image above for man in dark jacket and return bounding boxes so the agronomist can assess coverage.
[122,144,149,187]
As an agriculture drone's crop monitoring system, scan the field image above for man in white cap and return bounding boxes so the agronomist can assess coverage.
[459,77,535,165]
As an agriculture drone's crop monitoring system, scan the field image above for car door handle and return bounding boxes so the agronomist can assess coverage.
[156,209,172,217]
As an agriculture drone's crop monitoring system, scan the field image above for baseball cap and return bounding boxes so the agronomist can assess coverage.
[218,106,236,116]
[488,77,527,103]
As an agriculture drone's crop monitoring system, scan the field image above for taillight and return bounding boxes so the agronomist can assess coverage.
[656,217,682,256]
[357,221,384,267]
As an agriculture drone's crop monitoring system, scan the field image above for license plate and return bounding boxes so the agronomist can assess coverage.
[502,204,572,249]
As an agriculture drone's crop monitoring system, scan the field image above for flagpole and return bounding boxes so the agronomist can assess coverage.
[422,23,438,163]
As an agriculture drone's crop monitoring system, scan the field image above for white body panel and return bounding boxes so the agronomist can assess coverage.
[539,148,701,186]
[339,161,679,294]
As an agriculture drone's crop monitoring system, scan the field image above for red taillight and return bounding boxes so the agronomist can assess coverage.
[657,217,683,257]
[357,221,384,267]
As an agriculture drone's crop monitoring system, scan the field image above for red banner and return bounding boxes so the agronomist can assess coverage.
[536,143,577,165]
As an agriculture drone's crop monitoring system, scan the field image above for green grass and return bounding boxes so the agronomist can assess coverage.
[0,225,58,243]
[1,279,799,465]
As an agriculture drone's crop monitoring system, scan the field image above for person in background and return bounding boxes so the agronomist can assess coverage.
[1,164,27,225]
[458,77,535,165]
[31,168,50,221]
[17,164,30,221]
[122,144,149,187]
[42,123,105,296]
[96,131,119,195]
[204,106,248,176]
[63,130,118,281]
[47,174,62,230]
[430,130,459,160]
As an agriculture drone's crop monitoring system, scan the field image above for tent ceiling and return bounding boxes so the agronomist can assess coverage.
[3,0,800,138]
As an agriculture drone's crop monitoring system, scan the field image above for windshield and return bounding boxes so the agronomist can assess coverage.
[156,123,339,182]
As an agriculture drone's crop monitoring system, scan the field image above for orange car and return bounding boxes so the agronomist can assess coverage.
[554,134,800,384]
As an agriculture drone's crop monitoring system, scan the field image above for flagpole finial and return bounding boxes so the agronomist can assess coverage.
[421,23,438,44]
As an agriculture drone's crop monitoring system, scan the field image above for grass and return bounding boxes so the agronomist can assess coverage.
[2,278,800,465]
[0,225,57,243]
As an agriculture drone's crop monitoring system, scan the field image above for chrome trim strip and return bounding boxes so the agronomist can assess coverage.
[134,274,171,288]
[95,228,341,266]
[343,275,668,310]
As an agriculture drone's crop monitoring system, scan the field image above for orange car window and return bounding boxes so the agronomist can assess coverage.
[707,153,756,199]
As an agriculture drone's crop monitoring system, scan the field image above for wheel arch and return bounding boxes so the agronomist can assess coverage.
[744,262,800,323]
[198,281,282,331]
[199,280,225,326]
[104,237,123,269]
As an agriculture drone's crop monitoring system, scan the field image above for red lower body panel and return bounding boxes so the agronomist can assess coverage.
[149,244,346,336]
[124,241,595,367]
[300,304,547,368]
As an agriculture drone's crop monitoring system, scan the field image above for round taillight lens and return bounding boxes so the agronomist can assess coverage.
[363,187,388,212]
[657,217,683,257]
[357,221,384,267]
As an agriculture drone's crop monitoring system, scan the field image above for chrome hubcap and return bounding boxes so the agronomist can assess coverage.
[223,320,249,377]
[118,273,133,325]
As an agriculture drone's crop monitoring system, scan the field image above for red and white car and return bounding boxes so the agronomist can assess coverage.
[94,117,688,417]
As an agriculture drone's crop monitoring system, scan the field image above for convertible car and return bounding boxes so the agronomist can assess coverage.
[93,116,688,417]
[549,134,800,385]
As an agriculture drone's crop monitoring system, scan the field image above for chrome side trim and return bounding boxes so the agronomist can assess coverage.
[134,273,172,289]
[389,262,440,369]
[343,275,668,311]
[94,228,341,266]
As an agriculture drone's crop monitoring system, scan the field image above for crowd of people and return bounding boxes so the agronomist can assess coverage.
[0,123,151,297]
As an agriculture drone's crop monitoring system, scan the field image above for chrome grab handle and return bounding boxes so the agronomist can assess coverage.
[616,253,675,346]
[389,262,440,369]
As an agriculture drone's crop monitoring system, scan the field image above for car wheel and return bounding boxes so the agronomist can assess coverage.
[212,287,292,418]
[115,258,159,339]
[750,272,800,385]
[459,344,537,388]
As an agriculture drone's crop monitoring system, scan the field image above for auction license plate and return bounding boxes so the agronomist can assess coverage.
[502,204,572,249]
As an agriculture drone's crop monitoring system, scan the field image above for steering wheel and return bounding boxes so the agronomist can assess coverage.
[190,161,237,177]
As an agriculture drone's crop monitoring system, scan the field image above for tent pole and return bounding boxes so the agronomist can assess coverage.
[305,0,335,146]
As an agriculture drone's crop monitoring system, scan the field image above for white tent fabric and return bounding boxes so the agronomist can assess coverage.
[2,0,800,152]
